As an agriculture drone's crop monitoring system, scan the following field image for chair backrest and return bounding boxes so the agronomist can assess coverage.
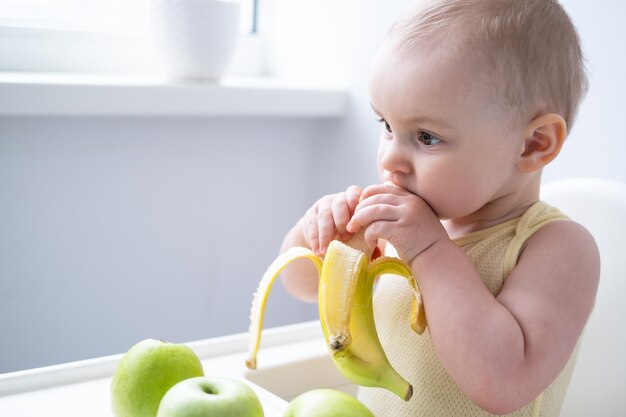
[540,177,626,416]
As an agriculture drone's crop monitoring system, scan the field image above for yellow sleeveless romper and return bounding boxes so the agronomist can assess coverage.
[358,201,580,417]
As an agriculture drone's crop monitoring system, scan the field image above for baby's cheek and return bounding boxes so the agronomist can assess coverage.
[375,157,386,181]
[416,186,454,219]
[431,187,480,220]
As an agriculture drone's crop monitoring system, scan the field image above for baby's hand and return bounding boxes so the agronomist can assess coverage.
[302,185,363,256]
[347,183,446,265]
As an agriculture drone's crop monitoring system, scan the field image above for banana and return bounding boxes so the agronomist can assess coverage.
[246,232,426,401]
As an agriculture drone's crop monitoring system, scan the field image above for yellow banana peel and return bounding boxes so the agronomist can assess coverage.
[247,232,426,401]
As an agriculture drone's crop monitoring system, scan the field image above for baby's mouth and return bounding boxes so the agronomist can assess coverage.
[382,177,414,194]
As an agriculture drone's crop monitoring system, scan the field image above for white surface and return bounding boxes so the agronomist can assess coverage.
[0,321,329,417]
[152,0,241,81]
[0,73,348,116]
[541,178,626,416]
[245,349,358,402]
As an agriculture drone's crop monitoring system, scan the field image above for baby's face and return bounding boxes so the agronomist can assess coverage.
[368,42,526,221]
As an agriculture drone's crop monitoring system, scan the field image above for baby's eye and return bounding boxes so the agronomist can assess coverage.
[417,131,441,146]
[377,118,393,134]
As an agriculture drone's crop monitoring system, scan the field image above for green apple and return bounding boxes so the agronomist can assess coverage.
[283,389,374,417]
[111,339,204,417]
[156,376,264,417]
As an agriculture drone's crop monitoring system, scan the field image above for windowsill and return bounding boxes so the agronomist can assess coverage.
[0,73,349,117]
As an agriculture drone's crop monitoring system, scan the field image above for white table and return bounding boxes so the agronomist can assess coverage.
[0,321,346,417]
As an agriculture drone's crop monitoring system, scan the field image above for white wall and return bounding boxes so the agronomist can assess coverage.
[0,117,320,372]
[543,0,626,184]
[1,0,624,373]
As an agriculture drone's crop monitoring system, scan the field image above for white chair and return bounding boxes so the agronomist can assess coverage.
[540,177,626,416]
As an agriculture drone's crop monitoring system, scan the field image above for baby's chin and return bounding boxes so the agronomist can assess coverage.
[431,206,471,223]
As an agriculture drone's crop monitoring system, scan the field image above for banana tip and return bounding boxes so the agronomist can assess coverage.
[404,385,413,401]
[245,358,257,370]
[329,332,352,353]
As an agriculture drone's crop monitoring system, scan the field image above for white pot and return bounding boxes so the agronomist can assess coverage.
[151,0,241,82]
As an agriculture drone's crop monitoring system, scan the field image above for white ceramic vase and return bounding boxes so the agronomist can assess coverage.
[151,0,241,82]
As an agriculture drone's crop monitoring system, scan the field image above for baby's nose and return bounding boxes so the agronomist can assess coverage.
[380,141,413,176]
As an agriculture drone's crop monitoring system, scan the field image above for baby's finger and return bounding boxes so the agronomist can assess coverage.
[347,203,397,233]
[363,220,391,252]
[317,197,335,255]
[332,193,351,234]
[360,182,408,201]
[345,185,363,213]
[304,206,321,254]
[355,192,402,211]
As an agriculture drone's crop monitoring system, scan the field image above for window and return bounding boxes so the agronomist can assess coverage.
[0,0,265,75]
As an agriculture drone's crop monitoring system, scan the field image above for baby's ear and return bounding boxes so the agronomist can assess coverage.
[516,113,567,173]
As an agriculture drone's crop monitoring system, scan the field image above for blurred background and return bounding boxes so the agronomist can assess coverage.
[0,0,624,373]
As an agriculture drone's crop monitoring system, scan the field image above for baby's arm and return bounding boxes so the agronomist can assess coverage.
[414,221,598,413]
[349,183,600,414]
[280,185,363,302]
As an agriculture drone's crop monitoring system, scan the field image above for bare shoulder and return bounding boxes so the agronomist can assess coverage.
[501,219,600,317]
[520,219,600,293]
[533,219,600,258]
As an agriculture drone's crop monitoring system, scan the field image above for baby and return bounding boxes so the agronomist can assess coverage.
[280,0,600,415]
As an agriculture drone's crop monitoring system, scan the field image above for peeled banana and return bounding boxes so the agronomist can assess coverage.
[246,232,426,401]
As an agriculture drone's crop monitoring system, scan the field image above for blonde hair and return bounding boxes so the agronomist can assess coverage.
[387,0,588,129]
